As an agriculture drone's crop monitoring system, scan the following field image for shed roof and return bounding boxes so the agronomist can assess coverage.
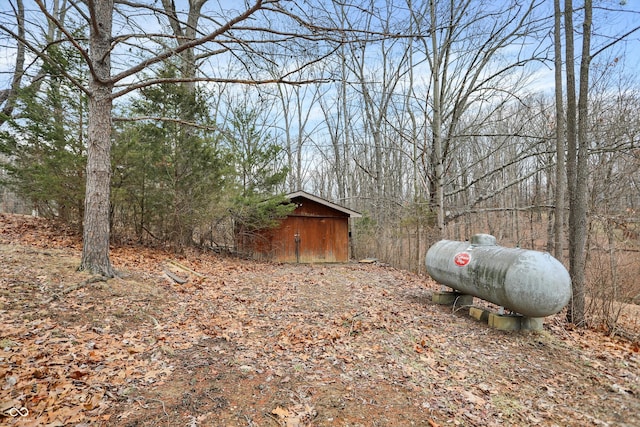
[286,191,362,218]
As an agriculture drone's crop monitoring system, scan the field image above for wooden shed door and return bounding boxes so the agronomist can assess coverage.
[290,216,348,263]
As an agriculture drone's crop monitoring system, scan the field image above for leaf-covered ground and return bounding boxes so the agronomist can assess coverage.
[1,213,638,426]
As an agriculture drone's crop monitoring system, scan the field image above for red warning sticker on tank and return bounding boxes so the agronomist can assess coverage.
[454,252,471,266]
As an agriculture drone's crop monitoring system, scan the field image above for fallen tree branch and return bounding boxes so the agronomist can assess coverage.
[166,259,206,278]
[163,269,188,284]
[43,276,108,303]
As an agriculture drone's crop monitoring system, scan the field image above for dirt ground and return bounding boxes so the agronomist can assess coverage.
[1,213,639,426]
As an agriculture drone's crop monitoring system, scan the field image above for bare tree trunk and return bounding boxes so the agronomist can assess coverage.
[565,0,591,326]
[161,0,206,89]
[405,4,422,273]
[545,148,555,253]
[80,0,115,276]
[339,44,351,202]
[570,0,592,326]
[553,0,565,260]
[0,0,24,126]
[564,0,579,324]
[429,0,445,237]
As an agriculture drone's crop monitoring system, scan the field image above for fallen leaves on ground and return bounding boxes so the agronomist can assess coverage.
[1,213,639,426]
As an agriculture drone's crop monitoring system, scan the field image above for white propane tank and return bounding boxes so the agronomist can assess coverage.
[425,234,572,318]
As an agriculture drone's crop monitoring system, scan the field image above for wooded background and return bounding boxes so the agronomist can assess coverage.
[0,0,638,332]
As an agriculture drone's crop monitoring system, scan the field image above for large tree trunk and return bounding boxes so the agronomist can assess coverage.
[80,0,115,277]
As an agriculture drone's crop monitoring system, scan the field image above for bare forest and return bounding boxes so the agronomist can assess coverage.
[0,2,639,422]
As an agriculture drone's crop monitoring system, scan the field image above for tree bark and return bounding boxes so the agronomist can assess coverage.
[429,0,445,237]
[80,0,115,277]
[564,0,590,326]
[553,0,565,261]
[0,0,25,126]
[564,0,578,323]
[161,0,206,88]
[570,0,592,326]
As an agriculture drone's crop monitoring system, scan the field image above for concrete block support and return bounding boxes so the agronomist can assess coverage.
[520,316,544,331]
[488,312,522,330]
[432,291,473,307]
[487,312,544,331]
[433,292,545,331]
[469,306,490,323]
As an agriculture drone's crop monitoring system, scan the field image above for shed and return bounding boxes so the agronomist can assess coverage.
[241,191,361,263]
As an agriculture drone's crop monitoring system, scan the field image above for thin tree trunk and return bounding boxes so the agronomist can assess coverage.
[571,0,592,326]
[429,0,445,237]
[564,0,580,323]
[553,0,565,260]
